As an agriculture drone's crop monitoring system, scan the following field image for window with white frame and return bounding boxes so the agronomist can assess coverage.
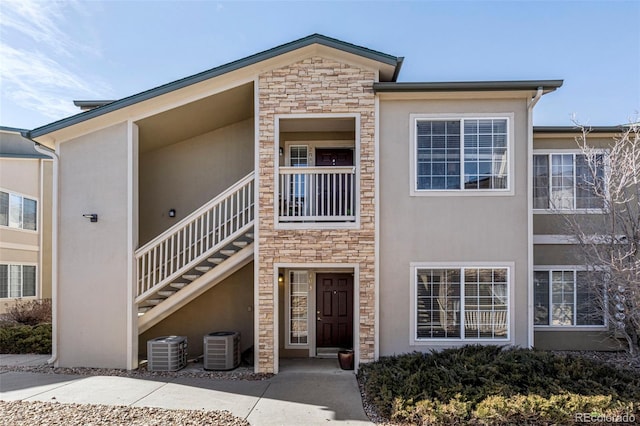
[289,270,309,345]
[0,191,37,231]
[415,118,509,191]
[533,153,605,210]
[534,269,605,327]
[414,267,509,340]
[0,264,36,298]
[289,145,308,198]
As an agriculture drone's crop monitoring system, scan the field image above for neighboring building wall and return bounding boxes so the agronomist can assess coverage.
[138,118,254,244]
[0,157,52,314]
[139,262,254,357]
[57,122,130,368]
[379,97,531,355]
[257,57,377,373]
[532,132,621,350]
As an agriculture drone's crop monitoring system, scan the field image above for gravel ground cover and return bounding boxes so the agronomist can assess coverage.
[0,400,250,426]
[0,359,272,381]
[0,359,269,425]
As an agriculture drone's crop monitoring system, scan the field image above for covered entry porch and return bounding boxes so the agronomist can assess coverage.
[274,265,359,372]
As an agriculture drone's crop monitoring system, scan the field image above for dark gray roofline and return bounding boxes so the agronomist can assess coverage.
[373,80,564,93]
[0,126,29,133]
[73,100,116,108]
[391,57,404,82]
[534,125,625,134]
[0,152,52,159]
[0,127,53,159]
[29,34,402,139]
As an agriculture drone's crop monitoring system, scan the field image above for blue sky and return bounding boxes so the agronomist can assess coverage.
[1,0,638,130]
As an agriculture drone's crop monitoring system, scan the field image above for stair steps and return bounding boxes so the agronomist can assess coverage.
[134,172,255,330]
[136,228,254,320]
[170,282,188,289]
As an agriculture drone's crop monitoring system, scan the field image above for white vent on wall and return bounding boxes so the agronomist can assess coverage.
[147,335,187,372]
[204,331,240,370]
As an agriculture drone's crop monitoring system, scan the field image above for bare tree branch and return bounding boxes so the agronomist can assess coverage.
[562,121,640,353]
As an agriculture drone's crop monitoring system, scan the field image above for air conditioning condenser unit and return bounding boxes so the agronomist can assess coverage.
[147,335,187,372]
[204,331,240,370]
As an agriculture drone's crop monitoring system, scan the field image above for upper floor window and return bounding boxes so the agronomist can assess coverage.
[534,269,605,327]
[0,191,37,231]
[413,266,510,341]
[414,118,510,192]
[533,153,605,210]
[0,264,36,298]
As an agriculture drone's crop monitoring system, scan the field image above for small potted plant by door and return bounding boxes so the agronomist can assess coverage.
[338,349,354,370]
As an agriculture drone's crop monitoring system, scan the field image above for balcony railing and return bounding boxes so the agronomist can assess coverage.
[278,166,356,222]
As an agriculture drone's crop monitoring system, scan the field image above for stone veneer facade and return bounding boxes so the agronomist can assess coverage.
[257,56,377,373]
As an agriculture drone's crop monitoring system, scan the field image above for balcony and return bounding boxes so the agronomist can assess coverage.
[278,166,356,223]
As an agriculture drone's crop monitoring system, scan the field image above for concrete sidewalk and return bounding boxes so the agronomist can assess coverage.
[0,357,373,425]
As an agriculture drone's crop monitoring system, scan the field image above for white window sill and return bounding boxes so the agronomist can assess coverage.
[411,337,511,346]
[534,326,608,331]
[533,209,606,215]
[411,189,514,197]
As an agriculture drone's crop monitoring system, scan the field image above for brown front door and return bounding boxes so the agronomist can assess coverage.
[315,148,353,167]
[316,273,354,349]
[315,149,354,217]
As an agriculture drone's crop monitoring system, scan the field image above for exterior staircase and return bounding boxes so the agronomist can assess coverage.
[134,172,254,333]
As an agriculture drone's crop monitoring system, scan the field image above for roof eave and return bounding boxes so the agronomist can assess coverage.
[29,34,402,139]
[534,125,625,134]
[373,80,564,93]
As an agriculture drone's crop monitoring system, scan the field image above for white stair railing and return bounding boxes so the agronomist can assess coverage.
[135,172,254,300]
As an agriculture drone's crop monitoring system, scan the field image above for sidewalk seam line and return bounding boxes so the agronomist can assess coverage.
[244,381,271,420]
[128,381,171,407]
[8,375,84,401]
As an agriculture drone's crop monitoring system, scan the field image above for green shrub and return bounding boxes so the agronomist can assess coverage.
[358,346,640,424]
[5,299,52,326]
[0,323,51,354]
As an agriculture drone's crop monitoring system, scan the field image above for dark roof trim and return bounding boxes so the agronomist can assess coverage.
[0,152,52,159]
[0,126,29,133]
[73,100,116,108]
[391,57,404,82]
[29,34,402,139]
[373,80,564,93]
[534,125,624,134]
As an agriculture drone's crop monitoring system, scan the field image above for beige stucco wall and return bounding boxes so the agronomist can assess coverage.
[139,262,254,357]
[0,158,53,314]
[57,122,130,368]
[0,159,41,254]
[0,158,41,196]
[257,56,377,373]
[379,97,531,355]
[533,134,614,151]
[534,330,622,351]
[138,118,254,244]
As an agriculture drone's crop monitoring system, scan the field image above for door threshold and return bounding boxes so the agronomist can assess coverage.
[316,347,340,358]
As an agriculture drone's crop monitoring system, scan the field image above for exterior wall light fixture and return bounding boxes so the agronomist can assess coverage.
[82,213,98,223]
[168,209,176,218]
